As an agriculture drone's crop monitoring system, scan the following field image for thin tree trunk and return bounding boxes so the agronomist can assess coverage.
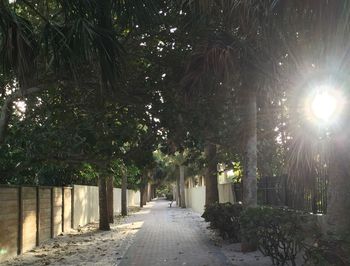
[140,186,144,208]
[99,175,110,231]
[243,91,258,207]
[172,183,177,201]
[176,173,181,207]
[107,176,114,223]
[121,173,127,216]
[147,183,152,202]
[204,142,219,205]
[142,183,148,206]
[179,165,186,208]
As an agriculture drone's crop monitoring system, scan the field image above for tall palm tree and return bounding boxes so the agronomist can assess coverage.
[181,0,279,207]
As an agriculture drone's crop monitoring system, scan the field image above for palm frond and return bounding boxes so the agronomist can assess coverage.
[0,2,38,90]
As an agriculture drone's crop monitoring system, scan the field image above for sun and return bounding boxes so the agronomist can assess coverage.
[311,90,337,122]
[306,85,344,125]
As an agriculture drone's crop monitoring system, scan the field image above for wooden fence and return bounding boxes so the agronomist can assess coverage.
[0,186,72,261]
[0,185,140,262]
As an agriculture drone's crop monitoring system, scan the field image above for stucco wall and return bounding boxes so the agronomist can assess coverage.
[73,185,99,228]
[218,183,234,204]
[185,186,206,214]
[185,183,235,215]
[113,188,122,214]
[74,185,140,228]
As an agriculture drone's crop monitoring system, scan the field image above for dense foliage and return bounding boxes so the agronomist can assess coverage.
[240,207,317,265]
[202,202,243,242]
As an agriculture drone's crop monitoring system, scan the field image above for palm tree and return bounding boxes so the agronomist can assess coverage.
[180,0,280,208]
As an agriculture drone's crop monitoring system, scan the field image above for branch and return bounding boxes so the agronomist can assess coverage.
[0,86,43,144]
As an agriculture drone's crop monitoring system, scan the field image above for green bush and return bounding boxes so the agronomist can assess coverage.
[304,235,350,266]
[240,206,312,266]
[166,193,173,201]
[202,202,243,242]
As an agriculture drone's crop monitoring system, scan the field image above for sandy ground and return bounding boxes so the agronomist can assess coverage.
[2,204,272,266]
[188,209,272,266]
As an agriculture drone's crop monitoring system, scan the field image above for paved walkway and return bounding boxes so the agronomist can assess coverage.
[119,199,232,266]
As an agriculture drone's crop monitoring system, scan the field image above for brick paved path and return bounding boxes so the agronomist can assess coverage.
[119,199,232,266]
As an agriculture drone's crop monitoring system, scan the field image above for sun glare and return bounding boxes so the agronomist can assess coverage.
[311,90,337,122]
[306,85,344,125]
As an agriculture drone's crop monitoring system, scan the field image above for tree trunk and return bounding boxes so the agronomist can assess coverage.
[107,176,114,223]
[99,175,110,231]
[243,91,258,207]
[179,165,186,208]
[325,141,350,235]
[142,183,148,206]
[204,142,219,205]
[176,173,181,207]
[121,173,127,216]
[241,90,258,252]
[147,183,152,202]
[140,186,144,208]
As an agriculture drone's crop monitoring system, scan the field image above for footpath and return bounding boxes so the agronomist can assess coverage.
[119,199,231,266]
[4,199,269,266]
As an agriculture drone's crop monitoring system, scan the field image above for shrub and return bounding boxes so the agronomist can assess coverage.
[202,202,243,242]
[166,193,173,201]
[240,206,312,266]
[304,235,350,266]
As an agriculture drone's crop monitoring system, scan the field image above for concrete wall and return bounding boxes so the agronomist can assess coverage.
[113,188,122,214]
[185,184,235,215]
[73,185,140,228]
[73,185,99,228]
[185,186,206,214]
[218,183,235,204]
[112,188,140,214]
[128,190,140,206]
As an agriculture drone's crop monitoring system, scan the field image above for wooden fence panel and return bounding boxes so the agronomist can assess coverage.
[39,188,51,242]
[22,187,37,253]
[0,188,19,261]
[63,188,72,232]
[52,188,62,237]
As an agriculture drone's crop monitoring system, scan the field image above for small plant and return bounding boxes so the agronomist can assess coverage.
[202,202,243,242]
[240,206,311,266]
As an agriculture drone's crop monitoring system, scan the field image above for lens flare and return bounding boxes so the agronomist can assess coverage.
[306,85,344,126]
[311,90,337,122]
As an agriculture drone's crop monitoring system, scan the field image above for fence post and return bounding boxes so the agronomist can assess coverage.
[62,187,65,233]
[17,187,23,255]
[36,186,40,246]
[71,186,74,229]
[50,187,54,238]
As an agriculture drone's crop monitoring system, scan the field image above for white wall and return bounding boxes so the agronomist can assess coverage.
[185,184,235,215]
[218,183,235,203]
[73,185,99,228]
[113,188,122,214]
[185,186,206,214]
[73,185,140,228]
